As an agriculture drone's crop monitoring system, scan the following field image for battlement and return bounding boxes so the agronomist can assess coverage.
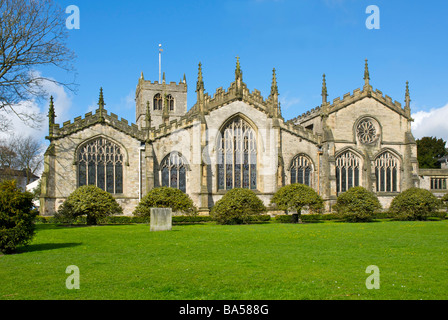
[137,78,187,92]
[189,80,273,117]
[151,112,196,140]
[289,83,410,127]
[52,107,145,141]
[289,106,322,125]
[328,86,408,117]
[281,120,321,144]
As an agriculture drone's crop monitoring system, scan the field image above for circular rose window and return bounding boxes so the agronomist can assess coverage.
[356,119,377,144]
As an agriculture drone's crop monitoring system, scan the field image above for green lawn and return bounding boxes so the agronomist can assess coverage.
[1,220,447,300]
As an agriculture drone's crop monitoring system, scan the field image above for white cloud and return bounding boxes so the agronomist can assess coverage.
[122,90,135,109]
[0,73,73,142]
[279,92,301,111]
[411,103,448,142]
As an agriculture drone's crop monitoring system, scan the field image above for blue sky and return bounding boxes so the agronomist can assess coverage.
[8,0,448,142]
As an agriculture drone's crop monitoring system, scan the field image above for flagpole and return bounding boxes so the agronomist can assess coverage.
[159,44,163,83]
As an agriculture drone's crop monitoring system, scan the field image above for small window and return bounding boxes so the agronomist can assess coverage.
[153,93,162,111]
[167,94,174,111]
[431,178,447,190]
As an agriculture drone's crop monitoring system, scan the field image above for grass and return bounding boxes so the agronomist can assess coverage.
[0,220,447,300]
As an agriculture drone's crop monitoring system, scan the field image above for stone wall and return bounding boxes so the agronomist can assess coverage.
[41,123,143,216]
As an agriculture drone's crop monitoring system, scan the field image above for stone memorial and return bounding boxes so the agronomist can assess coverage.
[150,208,172,231]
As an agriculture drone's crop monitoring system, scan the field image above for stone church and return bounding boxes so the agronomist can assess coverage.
[39,58,448,216]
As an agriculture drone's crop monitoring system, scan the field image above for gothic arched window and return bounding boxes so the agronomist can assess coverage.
[335,151,361,194]
[161,152,187,193]
[78,138,124,194]
[166,94,174,111]
[218,117,257,190]
[375,151,399,192]
[153,93,162,111]
[290,155,313,186]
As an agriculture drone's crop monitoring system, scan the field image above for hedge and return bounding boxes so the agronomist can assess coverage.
[35,215,215,225]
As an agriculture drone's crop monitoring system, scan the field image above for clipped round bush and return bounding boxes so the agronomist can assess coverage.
[55,185,123,225]
[0,180,38,254]
[133,187,196,217]
[211,188,267,225]
[271,184,323,222]
[389,187,441,221]
[334,186,382,222]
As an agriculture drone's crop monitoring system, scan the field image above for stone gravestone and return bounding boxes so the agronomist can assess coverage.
[150,208,172,232]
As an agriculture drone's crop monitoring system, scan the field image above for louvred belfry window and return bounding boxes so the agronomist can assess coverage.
[218,117,257,190]
[78,138,124,194]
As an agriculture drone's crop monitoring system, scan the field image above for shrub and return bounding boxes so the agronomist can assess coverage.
[389,187,441,221]
[271,184,323,222]
[442,193,448,208]
[210,188,267,225]
[133,187,196,217]
[0,180,38,254]
[55,185,123,225]
[334,186,382,222]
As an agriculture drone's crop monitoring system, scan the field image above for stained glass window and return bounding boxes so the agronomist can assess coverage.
[160,152,187,193]
[78,138,124,194]
[375,152,399,192]
[290,155,313,186]
[336,151,361,194]
[217,117,257,190]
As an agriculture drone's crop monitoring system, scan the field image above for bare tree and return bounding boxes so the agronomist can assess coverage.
[14,135,43,183]
[0,143,16,167]
[0,134,43,184]
[0,0,76,130]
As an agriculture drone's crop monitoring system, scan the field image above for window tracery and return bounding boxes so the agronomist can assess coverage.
[290,155,313,186]
[336,151,361,194]
[218,117,257,190]
[78,138,123,194]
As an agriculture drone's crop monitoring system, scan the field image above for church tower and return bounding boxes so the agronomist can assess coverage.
[135,72,188,129]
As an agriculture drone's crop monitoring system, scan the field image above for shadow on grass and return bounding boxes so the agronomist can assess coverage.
[16,242,82,254]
